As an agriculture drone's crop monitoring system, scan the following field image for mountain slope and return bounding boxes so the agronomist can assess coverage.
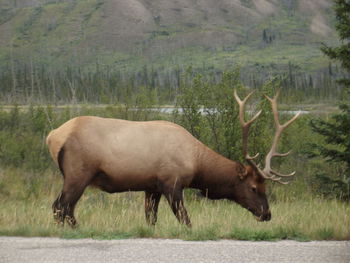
[0,0,336,72]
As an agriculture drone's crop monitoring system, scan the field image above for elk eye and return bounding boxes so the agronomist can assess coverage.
[251,187,257,193]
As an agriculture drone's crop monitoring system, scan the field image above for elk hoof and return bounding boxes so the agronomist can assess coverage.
[66,216,77,228]
[53,210,65,226]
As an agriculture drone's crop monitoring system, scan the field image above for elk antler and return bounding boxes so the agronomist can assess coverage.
[233,90,262,169]
[234,89,301,184]
[261,90,301,184]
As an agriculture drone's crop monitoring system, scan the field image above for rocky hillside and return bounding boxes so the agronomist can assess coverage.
[0,0,336,72]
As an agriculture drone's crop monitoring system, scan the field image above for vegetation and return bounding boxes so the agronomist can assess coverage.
[0,60,344,105]
[308,0,350,200]
[0,68,349,240]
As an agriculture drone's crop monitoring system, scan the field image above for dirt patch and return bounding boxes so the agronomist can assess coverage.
[96,0,155,50]
[310,13,332,37]
[252,0,276,16]
[298,0,331,14]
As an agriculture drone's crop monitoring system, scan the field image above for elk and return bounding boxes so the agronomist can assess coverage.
[46,90,300,227]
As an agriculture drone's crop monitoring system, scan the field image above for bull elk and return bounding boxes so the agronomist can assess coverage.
[46,90,300,227]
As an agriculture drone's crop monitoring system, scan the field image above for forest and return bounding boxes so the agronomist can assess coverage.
[0,60,346,104]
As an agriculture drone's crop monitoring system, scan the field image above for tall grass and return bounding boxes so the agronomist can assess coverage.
[0,169,349,240]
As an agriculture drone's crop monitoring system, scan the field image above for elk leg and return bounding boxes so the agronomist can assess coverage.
[144,191,161,225]
[164,188,191,227]
[52,192,65,225]
[53,142,95,227]
[52,181,87,227]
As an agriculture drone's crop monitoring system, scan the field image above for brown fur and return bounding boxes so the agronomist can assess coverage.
[47,116,270,227]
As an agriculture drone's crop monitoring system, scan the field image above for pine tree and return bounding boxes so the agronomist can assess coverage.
[309,0,350,200]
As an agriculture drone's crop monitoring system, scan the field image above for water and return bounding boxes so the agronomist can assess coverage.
[156,107,308,115]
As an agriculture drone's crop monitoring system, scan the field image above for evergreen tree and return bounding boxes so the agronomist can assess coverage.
[309,0,350,200]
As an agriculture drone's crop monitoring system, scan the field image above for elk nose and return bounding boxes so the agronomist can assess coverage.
[262,210,271,221]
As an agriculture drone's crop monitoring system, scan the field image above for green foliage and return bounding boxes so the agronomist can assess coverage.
[309,102,350,165]
[321,0,350,72]
[312,173,350,200]
[131,226,155,238]
[317,227,335,240]
[175,67,204,139]
[240,0,253,8]
[229,226,308,241]
[175,68,246,160]
[201,70,243,160]
[185,225,219,241]
[308,0,350,201]
[16,6,43,37]
[0,105,52,172]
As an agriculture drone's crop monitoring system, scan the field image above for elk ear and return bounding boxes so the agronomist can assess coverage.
[239,173,247,180]
[238,165,249,180]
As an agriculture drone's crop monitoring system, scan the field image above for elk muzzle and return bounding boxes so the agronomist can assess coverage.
[255,209,271,222]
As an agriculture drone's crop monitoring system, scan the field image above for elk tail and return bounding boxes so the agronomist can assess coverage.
[57,146,65,177]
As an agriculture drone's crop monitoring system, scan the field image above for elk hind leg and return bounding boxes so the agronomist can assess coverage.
[52,144,93,227]
[53,180,88,227]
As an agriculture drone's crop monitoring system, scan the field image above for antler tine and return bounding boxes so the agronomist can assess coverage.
[234,89,261,164]
[272,150,292,157]
[234,90,262,127]
[270,169,296,177]
[259,171,290,184]
[247,152,260,160]
[269,177,289,185]
[264,89,281,127]
[264,90,301,130]
[262,90,300,183]
[282,111,302,129]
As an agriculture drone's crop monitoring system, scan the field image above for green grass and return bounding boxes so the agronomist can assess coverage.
[0,169,349,241]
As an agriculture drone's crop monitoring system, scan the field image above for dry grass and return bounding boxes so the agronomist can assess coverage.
[0,169,349,241]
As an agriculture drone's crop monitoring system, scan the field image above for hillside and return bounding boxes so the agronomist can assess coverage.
[0,0,337,73]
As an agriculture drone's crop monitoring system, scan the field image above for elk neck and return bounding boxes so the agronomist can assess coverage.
[190,147,244,200]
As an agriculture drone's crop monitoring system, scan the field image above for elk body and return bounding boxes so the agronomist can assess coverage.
[46,91,300,227]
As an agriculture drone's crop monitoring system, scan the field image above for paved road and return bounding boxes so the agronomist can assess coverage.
[1,237,349,263]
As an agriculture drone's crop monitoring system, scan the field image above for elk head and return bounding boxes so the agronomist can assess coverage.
[233,90,300,221]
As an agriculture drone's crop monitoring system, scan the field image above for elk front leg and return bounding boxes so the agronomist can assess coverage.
[144,191,161,225]
[164,187,191,227]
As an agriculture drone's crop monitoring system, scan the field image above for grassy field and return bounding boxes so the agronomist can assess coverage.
[0,169,349,241]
